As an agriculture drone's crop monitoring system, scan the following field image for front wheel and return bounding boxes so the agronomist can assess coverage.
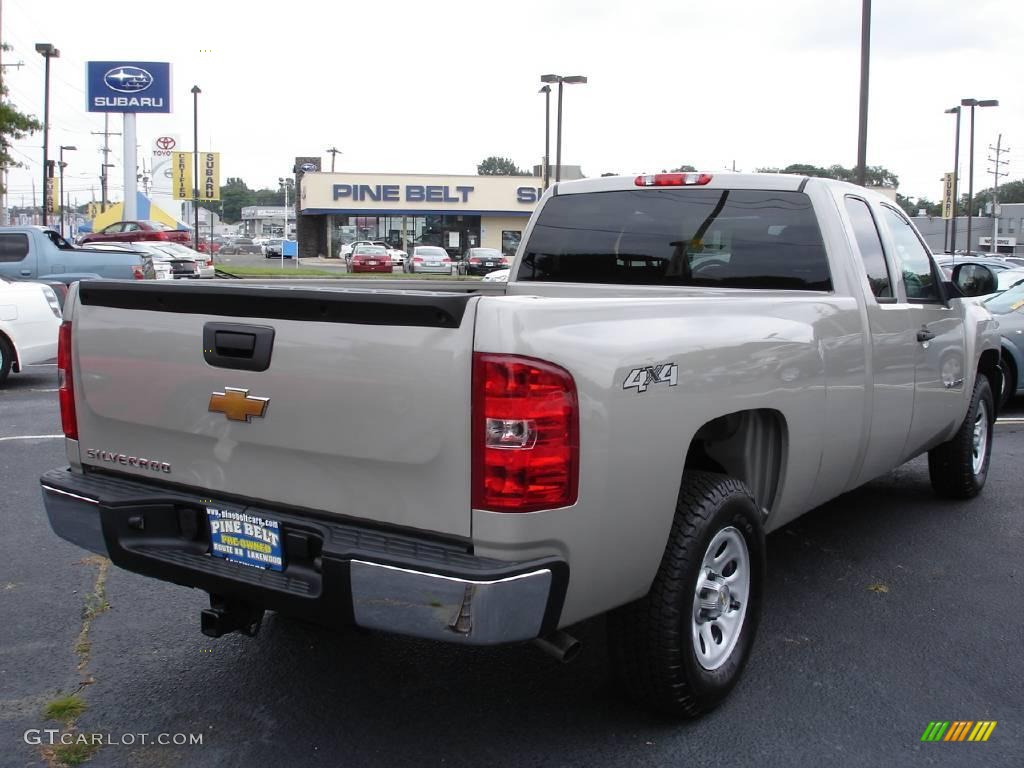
[928,375,995,498]
[607,471,765,718]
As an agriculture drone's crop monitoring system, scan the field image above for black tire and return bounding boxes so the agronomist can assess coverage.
[0,334,13,385]
[928,375,995,499]
[607,470,766,718]
[998,357,1015,409]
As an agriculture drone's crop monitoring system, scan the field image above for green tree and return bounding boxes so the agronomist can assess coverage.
[896,194,941,217]
[670,165,697,172]
[477,156,530,176]
[756,163,899,188]
[0,44,42,193]
[600,172,618,177]
[966,179,1024,215]
[218,177,254,223]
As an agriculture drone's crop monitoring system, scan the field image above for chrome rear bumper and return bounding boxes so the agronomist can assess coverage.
[40,469,564,645]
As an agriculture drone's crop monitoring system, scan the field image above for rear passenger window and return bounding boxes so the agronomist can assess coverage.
[0,233,29,262]
[844,197,892,298]
[879,206,940,301]
[517,189,832,290]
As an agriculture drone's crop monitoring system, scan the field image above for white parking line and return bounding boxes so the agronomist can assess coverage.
[0,435,63,442]
[996,418,1024,425]
[29,388,59,393]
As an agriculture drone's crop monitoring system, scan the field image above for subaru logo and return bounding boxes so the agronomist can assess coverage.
[300,162,318,172]
[103,66,153,94]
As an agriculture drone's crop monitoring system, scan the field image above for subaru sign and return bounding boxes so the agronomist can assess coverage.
[87,62,171,113]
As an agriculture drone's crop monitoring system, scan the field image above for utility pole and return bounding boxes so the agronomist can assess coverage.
[326,146,342,172]
[987,134,1009,255]
[92,114,120,212]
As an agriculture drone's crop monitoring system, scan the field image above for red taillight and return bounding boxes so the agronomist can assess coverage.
[500,258,510,265]
[472,353,578,512]
[152,231,170,240]
[58,321,77,440]
[469,258,481,264]
[634,172,713,187]
[413,256,424,263]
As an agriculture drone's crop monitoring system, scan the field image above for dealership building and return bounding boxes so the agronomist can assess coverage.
[296,172,545,259]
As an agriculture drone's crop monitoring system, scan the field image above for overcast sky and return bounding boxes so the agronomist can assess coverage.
[4,0,1022,207]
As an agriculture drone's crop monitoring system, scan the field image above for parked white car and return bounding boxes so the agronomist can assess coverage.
[481,267,510,282]
[0,276,62,385]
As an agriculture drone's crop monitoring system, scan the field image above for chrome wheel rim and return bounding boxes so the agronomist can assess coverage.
[692,526,750,671]
[972,399,989,476]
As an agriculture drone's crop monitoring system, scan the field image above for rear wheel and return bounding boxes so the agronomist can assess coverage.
[607,471,765,718]
[928,375,994,499]
[0,335,13,385]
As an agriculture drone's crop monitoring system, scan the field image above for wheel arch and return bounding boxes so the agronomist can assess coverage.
[682,408,788,521]
[0,327,21,373]
[977,348,1002,415]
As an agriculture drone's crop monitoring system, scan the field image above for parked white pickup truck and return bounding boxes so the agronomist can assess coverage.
[41,173,1002,717]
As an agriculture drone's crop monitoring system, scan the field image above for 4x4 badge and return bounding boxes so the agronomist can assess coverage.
[209,387,269,422]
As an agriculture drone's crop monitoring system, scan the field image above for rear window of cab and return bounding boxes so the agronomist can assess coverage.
[517,189,831,290]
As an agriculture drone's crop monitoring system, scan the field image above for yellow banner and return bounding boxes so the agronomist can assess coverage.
[199,152,220,201]
[172,152,192,200]
[45,177,59,213]
[941,172,955,220]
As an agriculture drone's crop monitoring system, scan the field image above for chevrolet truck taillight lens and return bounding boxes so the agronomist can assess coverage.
[57,320,77,440]
[472,353,578,512]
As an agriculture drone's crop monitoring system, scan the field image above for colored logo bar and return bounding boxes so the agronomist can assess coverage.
[921,721,997,742]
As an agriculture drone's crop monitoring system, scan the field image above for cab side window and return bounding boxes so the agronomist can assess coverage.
[844,196,892,299]
[102,223,123,234]
[879,205,940,301]
[0,233,29,262]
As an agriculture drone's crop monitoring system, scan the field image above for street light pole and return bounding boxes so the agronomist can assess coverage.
[961,98,998,257]
[538,85,551,189]
[540,74,587,184]
[35,43,59,226]
[58,145,76,237]
[945,106,961,254]
[191,85,201,250]
[855,0,871,186]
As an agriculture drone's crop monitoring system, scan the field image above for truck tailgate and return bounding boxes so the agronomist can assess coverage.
[71,282,478,538]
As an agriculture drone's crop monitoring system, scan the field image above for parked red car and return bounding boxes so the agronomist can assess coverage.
[196,240,222,254]
[349,245,393,273]
[80,220,192,246]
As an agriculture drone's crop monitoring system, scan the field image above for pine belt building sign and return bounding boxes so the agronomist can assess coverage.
[170,152,220,201]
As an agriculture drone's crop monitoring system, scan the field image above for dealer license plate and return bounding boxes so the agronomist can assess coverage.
[207,507,284,571]
[368,260,378,265]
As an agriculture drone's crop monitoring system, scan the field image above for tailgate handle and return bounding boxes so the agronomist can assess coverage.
[203,322,275,372]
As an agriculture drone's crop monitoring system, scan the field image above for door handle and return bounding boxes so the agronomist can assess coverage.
[917,328,936,343]
[20,269,31,276]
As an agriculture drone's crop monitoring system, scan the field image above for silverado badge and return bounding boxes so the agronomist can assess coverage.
[209,387,269,422]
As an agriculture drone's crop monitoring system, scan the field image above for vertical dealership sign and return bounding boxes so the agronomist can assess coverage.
[941,172,955,220]
[171,152,192,200]
[199,153,220,200]
[86,61,172,221]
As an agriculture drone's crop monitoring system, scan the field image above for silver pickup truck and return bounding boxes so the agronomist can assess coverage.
[40,173,1002,717]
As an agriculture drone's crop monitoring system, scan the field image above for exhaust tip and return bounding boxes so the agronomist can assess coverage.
[533,630,582,663]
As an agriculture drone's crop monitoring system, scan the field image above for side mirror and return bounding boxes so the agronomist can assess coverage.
[950,263,998,297]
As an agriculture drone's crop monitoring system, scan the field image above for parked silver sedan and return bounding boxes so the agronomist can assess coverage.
[408,246,453,274]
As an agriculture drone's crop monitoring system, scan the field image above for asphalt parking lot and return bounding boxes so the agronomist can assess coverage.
[1,367,1021,768]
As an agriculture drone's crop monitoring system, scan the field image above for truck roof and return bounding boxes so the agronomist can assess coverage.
[551,172,890,199]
